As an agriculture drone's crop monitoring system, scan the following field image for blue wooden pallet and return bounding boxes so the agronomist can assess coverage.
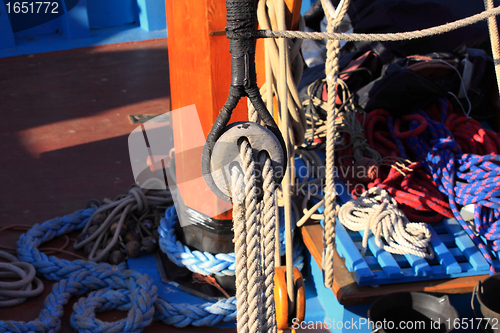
[329,181,500,286]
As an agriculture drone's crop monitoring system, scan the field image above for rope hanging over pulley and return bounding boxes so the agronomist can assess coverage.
[201,0,287,203]
[200,1,290,332]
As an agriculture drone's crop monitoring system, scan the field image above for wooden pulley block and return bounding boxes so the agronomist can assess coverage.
[274,266,306,330]
[210,121,284,202]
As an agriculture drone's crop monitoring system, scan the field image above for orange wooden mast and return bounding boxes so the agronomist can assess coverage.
[165,0,301,220]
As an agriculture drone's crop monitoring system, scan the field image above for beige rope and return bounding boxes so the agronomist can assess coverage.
[247,66,278,332]
[274,0,296,312]
[230,164,250,333]
[240,140,263,333]
[249,0,307,147]
[321,0,350,290]
[338,187,434,259]
[260,6,500,41]
[260,154,278,333]
[484,0,500,98]
[331,80,382,164]
[331,80,411,170]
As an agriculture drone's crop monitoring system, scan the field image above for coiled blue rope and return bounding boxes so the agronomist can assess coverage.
[3,208,238,331]
[1,209,157,333]
[388,99,500,274]
[456,154,500,252]
[159,205,304,276]
[426,139,496,274]
[154,295,236,327]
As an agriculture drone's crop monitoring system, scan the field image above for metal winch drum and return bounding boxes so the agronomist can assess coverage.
[368,292,459,332]
[473,273,500,333]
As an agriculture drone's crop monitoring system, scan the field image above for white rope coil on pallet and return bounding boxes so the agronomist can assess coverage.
[338,187,434,259]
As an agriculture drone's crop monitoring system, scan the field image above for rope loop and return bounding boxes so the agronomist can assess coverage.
[6,207,245,330]
[0,263,157,333]
[0,251,44,308]
[158,207,236,276]
[129,186,149,212]
[158,205,303,276]
[393,114,427,139]
[339,187,434,259]
[71,288,153,333]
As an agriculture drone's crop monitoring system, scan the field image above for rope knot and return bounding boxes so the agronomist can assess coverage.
[129,186,149,212]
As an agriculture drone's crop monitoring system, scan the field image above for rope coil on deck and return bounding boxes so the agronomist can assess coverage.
[0,206,241,331]
[252,5,500,41]
[338,187,433,259]
[158,206,304,277]
[427,140,497,274]
[382,101,500,274]
[0,251,43,308]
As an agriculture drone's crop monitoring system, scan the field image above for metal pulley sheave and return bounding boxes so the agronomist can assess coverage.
[210,121,285,201]
[200,0,306,330]
[201,0,287,203]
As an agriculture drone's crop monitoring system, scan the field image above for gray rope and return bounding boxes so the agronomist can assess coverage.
[0,251,43,307]
[231,164,250,333]
[73,187,172,262]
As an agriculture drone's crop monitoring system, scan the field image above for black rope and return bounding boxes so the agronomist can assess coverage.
[202,0,287,202]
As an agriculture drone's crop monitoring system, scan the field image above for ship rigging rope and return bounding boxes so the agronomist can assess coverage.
[254,5,500,42]
[248,0,307,147]
[321,0,350,290]
[5,2,500,332]
[229,140,278,333]
[0,251,43,308]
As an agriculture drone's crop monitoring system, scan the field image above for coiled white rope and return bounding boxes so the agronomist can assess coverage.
[338,187,434,259]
